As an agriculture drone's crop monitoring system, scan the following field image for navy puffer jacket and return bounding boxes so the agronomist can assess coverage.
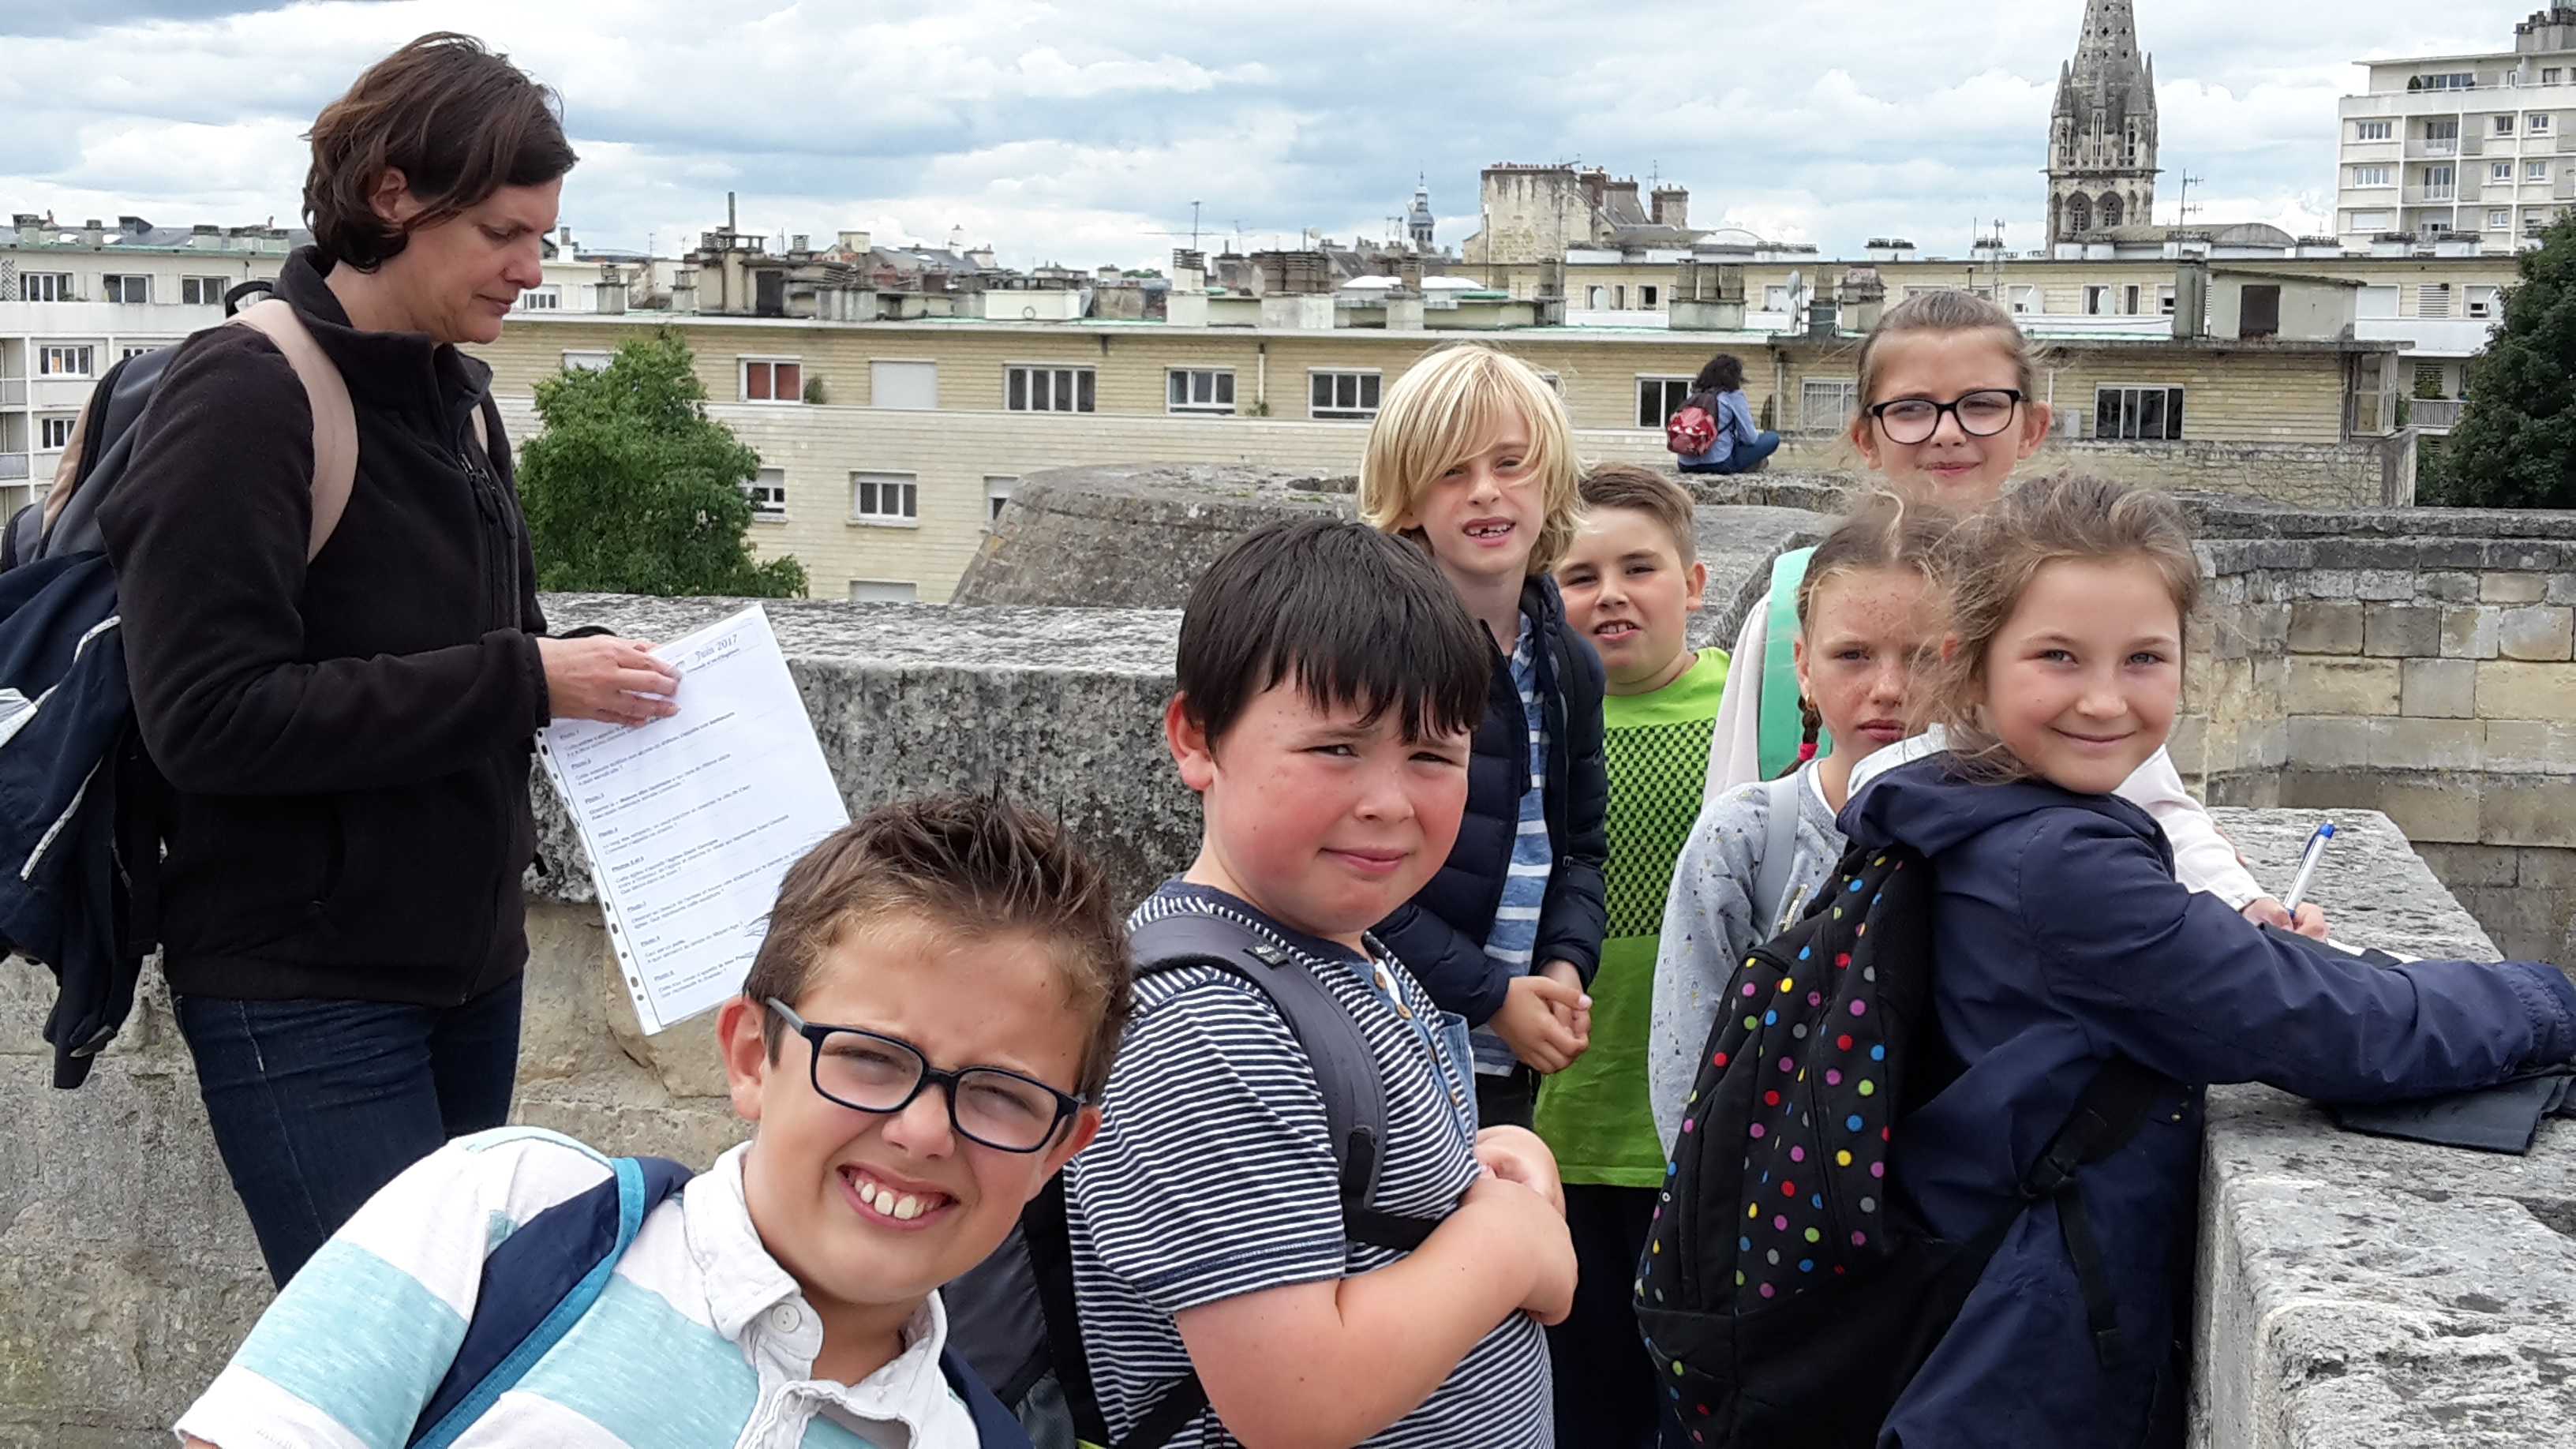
[1375,573,1608,1026]
[1844,753,2576,1449]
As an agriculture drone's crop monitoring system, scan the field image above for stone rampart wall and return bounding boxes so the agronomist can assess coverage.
[2169,506,2576,961]
[6,593,2568,1444]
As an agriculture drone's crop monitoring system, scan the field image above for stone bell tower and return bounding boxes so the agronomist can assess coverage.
[2046,0,2161,245]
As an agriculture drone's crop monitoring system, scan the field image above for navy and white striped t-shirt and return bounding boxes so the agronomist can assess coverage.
[1065,882,1551,1447]
[1473,615,1556,1075]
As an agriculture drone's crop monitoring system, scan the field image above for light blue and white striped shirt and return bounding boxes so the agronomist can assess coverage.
[1472,615,1556,1075]
[174,1128,982,1449]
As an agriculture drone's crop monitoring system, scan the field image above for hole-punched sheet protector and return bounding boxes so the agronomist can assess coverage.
[537,605,850,1034]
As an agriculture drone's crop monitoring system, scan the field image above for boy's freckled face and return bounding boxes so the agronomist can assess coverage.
[1394,413,1541,584]
[1979,558,2183,795]
[724,914,1094,1327]
[1554,506,1706,695]
[1170,683,1470,949]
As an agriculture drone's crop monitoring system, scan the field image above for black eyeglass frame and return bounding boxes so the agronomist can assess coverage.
[764,997,1084,1154]
[1863,388,2026,444]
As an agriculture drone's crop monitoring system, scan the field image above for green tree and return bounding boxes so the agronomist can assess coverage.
[2424,217,2576,508]
[516,328,808,596]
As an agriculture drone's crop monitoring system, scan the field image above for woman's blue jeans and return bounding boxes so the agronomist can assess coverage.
[1680,431,1783,474]
[175,976,522,1285]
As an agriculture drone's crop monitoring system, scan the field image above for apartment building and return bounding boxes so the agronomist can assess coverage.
[2334,6,2576,250]
[0,212,646,511]
[462,274,2401,605]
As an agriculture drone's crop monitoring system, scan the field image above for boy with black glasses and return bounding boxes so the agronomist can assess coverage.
[1067,517,1574,1447]
[177,795,1129,1449]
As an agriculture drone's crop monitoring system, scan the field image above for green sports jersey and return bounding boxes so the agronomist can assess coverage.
[1533,646,1729,1186]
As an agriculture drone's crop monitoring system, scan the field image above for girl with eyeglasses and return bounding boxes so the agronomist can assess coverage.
[1697,290,2328,941]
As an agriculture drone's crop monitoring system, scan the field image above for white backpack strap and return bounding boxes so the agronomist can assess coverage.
[1752,772,1804,938]
[227,299,358,562]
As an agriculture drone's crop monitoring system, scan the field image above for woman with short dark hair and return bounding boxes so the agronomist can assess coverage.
[1676,352,1781,474]
[99,33,680,1284]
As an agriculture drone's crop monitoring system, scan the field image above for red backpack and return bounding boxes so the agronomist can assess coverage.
[1665,398,1718,456]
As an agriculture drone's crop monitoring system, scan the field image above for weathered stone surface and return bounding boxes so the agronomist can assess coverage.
[946,462,1827,653]
[2195,808,2576,1449]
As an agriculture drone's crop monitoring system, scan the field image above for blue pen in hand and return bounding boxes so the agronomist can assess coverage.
[2282,821,2335,915]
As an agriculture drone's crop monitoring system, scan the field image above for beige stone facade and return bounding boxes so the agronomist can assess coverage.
[472,314,2397,603]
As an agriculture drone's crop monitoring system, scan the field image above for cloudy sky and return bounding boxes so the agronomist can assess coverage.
[0,1,2549,268]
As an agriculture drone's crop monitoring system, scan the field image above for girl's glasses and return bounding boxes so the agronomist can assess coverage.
[1865,389,2024,445]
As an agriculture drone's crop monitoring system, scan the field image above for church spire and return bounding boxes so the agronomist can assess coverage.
[2045,0,2160,245]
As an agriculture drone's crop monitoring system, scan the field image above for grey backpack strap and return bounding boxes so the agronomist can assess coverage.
[1129,911,1432,1250]
[1751,773,1804,940]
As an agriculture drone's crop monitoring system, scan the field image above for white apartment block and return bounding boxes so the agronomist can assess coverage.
[0,212,645,515]
[2336,7,2576,252]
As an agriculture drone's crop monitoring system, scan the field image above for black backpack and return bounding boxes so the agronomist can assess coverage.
[945,908,1446,1449]
[1634,839,2171,1448]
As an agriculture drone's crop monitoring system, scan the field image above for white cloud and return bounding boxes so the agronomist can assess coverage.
[0,0,2553,268]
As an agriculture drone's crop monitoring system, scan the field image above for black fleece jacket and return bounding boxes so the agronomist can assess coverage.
[1373,574,1609,1026]
[99,249,549,1005]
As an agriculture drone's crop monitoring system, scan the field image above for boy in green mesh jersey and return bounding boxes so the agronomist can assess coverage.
[1541,464,1724,1447]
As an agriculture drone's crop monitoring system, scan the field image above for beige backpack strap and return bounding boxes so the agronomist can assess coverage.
[228,298,358,562]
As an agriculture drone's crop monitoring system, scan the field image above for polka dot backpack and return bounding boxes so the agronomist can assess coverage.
[1633,840,2169,1447]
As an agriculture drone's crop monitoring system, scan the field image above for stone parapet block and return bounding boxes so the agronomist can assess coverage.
[2286,657,2401,717]
[2475,661,2576,723]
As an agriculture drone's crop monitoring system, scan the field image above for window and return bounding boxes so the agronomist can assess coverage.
[871,361,937,410]
[1799,380,1858,434]
[1167,367,1236,414]
[2156,285,2177,316]
[2356,119,2393,140]
[2495,161,2517,182]
[1309,369,1382,421]
[849,580,920,604]
[181,276,230,305]
[741,358,803,402]
[2123,284,2142,316]
[39,416,74,450]
[2239,285,2282,339]
[2426,118,2460,142]
[2084,285,2110,315]
[561,350,612,372]
[517,286,561,310]
[2550,68,2566,84]
[2533,160,2553,182]
[742,466,787,522]
[2469,285,2501,318]
[985,475,1017,522]
[2009,283,2040,314]
[2492,209,2514,229]
[118,344,155,362]
[2351,166,2393,188]
[1635,376,1694,429]
[1006,365,1094,413]
[851,472,918,523]
[102,275,148,304]
[2419,283,2454,317]
[19,272,73,302]
[2423,163,2456,195]
[2412,73,2475,92]
[2416,363,2449,397]
[37,346,92,377]
[1585,285,1607,309]
[1612,285,1627,309]
[2536,114,2555,133]
[2499,114,2520,136]
[1639,284,1660,308]
[2094,385,2185,440]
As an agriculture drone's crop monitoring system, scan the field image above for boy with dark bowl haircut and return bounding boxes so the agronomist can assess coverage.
[1068,516,1574,1447]
[177,795,1128,1449]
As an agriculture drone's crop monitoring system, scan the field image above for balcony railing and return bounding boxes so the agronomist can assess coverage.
[2406,186,2460,204]
[0,378,22,407]
[2411,399,2466,429]
[2411,138,2461,158]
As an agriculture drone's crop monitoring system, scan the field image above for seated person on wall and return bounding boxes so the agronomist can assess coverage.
[1675,353,1780,475]
[174,794,1127,1449]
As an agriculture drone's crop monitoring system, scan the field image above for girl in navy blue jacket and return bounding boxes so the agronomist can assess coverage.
[1840,474,2576,1448]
